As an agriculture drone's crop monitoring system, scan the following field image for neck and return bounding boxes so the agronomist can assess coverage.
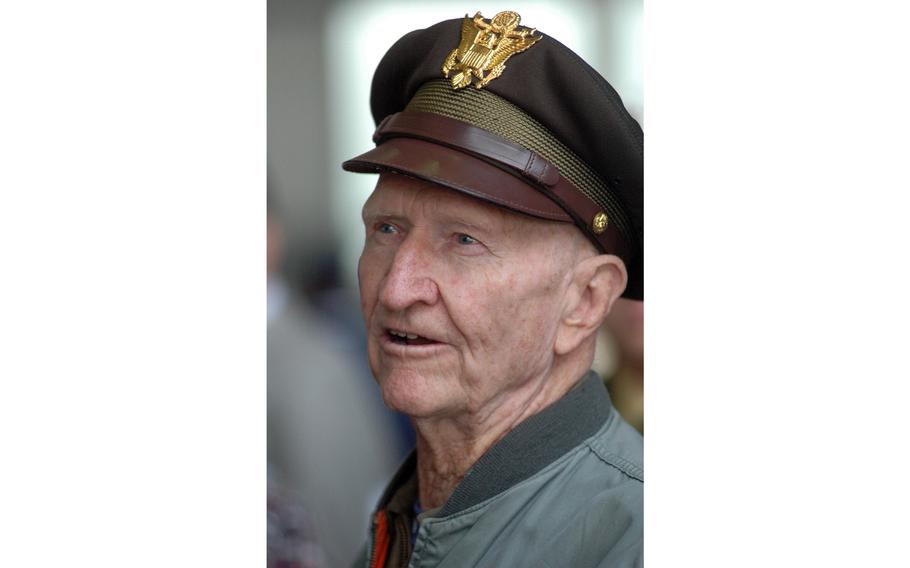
[412,351,592,509]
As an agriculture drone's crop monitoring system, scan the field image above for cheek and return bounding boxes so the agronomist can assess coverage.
[451,269,551,350]
[358,252,383,318]
[501,270,564,349]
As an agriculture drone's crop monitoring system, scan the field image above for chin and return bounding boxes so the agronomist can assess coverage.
[377,367,459,418]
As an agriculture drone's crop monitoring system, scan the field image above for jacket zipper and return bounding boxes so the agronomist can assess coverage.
[395,514,412,567]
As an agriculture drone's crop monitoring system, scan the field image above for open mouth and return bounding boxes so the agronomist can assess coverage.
[386,328,438,346]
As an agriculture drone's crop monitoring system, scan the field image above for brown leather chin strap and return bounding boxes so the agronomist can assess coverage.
[372,111,632,264]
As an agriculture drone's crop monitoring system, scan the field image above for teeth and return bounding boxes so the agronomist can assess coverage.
[389,329,421,340]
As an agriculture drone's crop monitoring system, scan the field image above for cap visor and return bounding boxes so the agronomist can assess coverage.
[342,137,571,223]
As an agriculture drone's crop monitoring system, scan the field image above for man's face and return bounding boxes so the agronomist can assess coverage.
[358,173,580,420]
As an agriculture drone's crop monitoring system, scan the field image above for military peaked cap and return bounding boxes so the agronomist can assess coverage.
[343,11,643,299]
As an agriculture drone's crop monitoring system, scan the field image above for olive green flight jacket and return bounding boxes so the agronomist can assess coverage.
[357,371,644,568]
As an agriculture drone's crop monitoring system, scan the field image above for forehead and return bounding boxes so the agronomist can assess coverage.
[363,174,519,227]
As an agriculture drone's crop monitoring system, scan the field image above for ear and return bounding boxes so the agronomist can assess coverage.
[554,254,628,356]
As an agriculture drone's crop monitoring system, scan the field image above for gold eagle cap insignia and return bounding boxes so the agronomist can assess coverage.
[441,11,541,90]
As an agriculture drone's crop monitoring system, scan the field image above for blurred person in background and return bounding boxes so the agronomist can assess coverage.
[341,11,644,567]
[268,465,327,568]
[594,298,644,433]
[268,192,402,568]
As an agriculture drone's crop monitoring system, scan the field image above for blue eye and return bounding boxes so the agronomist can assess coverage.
[378,223,398,234]
[456,233,478,245]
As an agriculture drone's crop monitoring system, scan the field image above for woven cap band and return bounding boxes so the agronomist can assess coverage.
[405,81,637,254]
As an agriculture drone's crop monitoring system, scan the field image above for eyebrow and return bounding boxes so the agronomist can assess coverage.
[435,210,500,236]
[361,207,399,221]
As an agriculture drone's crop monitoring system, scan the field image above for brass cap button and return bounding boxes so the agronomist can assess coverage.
[592,211,608,234]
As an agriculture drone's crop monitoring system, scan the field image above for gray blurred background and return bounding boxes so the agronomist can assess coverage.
[267,2,642,567]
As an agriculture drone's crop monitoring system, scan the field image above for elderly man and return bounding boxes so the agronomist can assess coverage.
[343,10,643,568]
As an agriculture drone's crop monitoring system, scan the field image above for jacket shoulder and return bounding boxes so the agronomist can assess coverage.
[587,409,644,482]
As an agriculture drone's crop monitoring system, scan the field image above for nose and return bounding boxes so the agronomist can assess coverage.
[378,235,440,312]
